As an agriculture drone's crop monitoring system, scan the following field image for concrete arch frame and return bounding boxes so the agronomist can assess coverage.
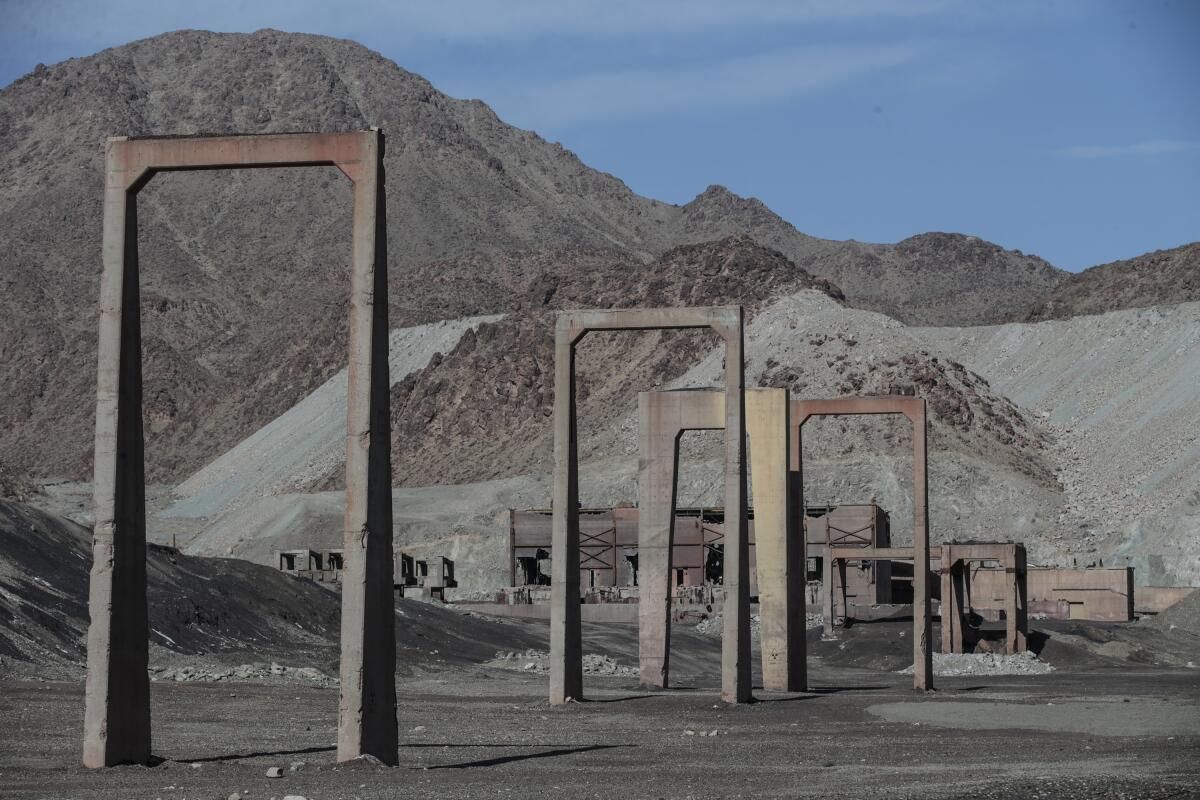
[83,131,397,767]
[637,387,805,693]
[550,307,751,704]
[792,396,932,691]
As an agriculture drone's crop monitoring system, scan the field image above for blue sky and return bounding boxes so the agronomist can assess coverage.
[1,0,1197,271]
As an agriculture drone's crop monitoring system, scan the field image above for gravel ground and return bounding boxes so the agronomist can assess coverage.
[1,666,1197,800]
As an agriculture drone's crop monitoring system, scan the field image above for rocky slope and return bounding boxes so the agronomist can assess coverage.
[918,300,1200,586]
[164,289,1200,592]
[0,497,551,680]
[162,286,1068,591]
[1025,242,1200,322]
[1,28,1065,488]
[0,498,340,679]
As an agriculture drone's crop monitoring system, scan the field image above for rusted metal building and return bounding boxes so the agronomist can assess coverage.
[508,503,892,600]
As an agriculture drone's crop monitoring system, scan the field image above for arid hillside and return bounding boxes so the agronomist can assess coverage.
[1,28,1066,487]
[1025,242,1200,321]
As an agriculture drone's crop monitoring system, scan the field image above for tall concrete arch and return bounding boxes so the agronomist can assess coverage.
[792,396,932,691]
[548,307,752,705]
[83,131,396,767]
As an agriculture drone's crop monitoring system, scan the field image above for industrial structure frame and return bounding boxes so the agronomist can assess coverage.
[939,543,1028,655]
[637,387,804,693]
[83,131,397,767]
[793,396,933,691]
[550,307,751,704]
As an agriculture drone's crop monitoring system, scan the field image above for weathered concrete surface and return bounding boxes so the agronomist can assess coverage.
[84,130,396,767]
[636,389,724,689]
[745,388,804,692]
[635,388,803,692]
[335,129,397,765]
[550,306,750,705]
[83,138,151,768]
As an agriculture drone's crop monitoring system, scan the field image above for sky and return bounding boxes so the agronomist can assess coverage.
[1,0,1197,271]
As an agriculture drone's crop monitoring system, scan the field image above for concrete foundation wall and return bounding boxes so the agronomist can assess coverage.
[1135,586,1196,615]
[970,567,1133,621]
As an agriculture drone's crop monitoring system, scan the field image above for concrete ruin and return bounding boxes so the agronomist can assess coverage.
[508,503,891,600]
[636,387,804,693]
[978,565,1132,622]
[397,555,458,601]
[550,307,751,704]
[938,543,1028,654]
[83,131,396,767]
[793,396,933,690]
[275,547,345,584]
[807,505,895,612]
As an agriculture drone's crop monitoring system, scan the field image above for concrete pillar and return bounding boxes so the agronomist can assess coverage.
[940,547,964,655]
[911,401,933,690]
[720,313,751,704]
[939,557,952,654]
[337,131,397,765]
[83,143,151,768]
[549,320,582,704]
[1015,546,1028,653]
[822,546,836,637]
[1005,563,1019,655]
[745,389,804,692]
[637,393,681,688]
[1004,545,1028,655]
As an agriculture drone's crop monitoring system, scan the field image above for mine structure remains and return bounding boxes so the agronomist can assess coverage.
[83,130,396,767]
[76,127,1153,771]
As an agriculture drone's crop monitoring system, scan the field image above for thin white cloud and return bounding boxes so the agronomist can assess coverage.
[3,0,955,45]
[1057,140,1200,158]
[482,42,928,128]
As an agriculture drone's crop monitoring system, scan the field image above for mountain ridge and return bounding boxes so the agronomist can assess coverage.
[0,28,1160,490]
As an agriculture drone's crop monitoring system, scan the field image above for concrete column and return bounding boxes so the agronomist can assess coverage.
[720,313,752,704]
[836,558,848,626]
[822,546,835,637]
[746,389,804,692]
[1015,547,1029,653]
[337,130,397,764]
[940,546,964,654]
[911,401,933,690]
[549,322,582,704]
[939,556,953,655]
[83,142,151,768]
[1005,564,1019,655]
[948,558,966,654]
[637,393,681,688]
[1004,544,1027,656]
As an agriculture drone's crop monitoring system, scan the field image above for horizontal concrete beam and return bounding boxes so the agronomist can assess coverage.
[106,130,379,189]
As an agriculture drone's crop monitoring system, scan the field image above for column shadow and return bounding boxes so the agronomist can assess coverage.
[417,744,627,770]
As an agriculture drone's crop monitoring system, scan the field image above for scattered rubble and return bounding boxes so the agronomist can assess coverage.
[149,663,335,686]
[694,612,824,640]
[487,649,638,677]
[899,651,1055,677]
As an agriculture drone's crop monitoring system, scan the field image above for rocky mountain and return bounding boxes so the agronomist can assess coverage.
[2,28,1067,487]
[670,190,1066,326]
[1025,242,1200,322]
